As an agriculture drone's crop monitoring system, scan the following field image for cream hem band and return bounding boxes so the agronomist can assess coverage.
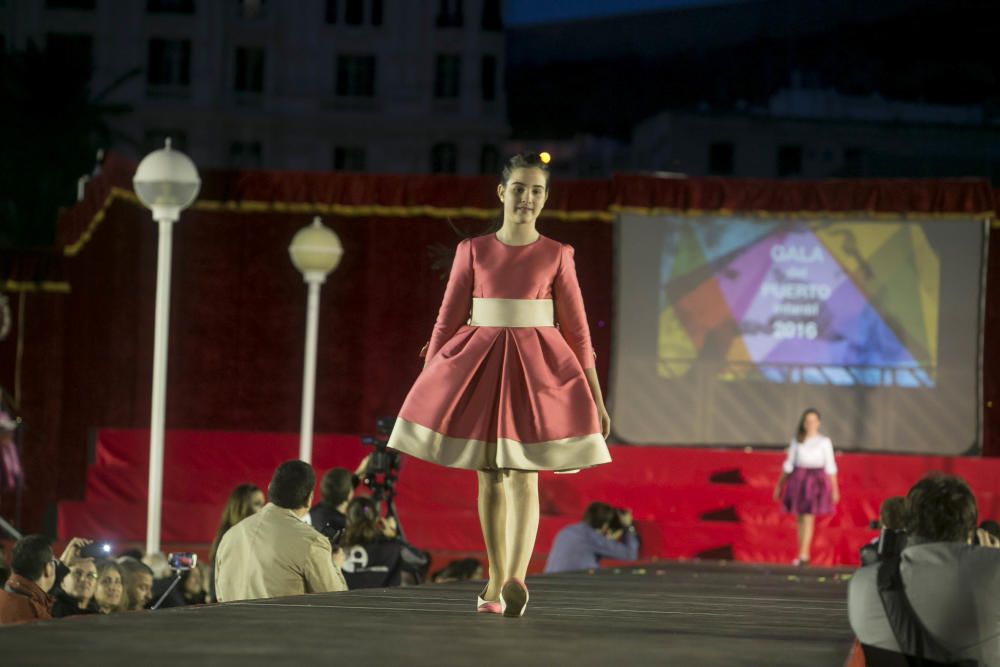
[470,298,554,328]
[386,417,611,472]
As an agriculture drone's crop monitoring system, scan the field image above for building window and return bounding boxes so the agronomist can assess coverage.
[431,142,458,174]
[481,55,496,101]
[235,46,265,93]
[480,145,499,175]
[482,0,501,31]
[237,0,267,20]
[47,33,94,78]
[345,0,363,24]
[434,54,461,99]
[144,130,187,154]
[325,0,337,23]
[777,144,803,177]
[46,0,95,9]
[333,147,366,171]
[436,0,462,27]
[336,54,376,97]
[147,39,191,86]
[229,141,262,169]
[147,0,195,13]
[708,141,734,176]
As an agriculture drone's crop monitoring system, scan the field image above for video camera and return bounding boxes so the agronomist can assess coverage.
[860,522,907,565]
[359,416,404,535]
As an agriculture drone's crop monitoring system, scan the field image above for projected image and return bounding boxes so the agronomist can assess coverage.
[658,219,939,387]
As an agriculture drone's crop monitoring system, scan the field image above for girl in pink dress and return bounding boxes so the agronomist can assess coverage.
[387,152,612,617]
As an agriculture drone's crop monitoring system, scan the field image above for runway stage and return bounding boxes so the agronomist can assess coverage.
[3,560,855,667]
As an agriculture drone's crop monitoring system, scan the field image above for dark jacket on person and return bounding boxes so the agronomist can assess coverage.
[310,503,347,542]
[341,536,430,589]
[0,574,53,625]
[51,588,99,618]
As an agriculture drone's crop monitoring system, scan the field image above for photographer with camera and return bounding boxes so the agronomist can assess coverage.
[340,496,429,589]
[215,460,347,602]
[310,455,370,543]
[544,502,639,574]
[848,474,1000,666]
[859,496,907,566]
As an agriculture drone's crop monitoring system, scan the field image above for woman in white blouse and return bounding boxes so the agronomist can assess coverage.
[773,408,840,566]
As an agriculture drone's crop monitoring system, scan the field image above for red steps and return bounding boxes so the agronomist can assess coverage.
[57,429,1000,567]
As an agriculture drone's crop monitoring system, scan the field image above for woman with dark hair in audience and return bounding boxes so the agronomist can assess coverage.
[340,496,429,589]
[93,560,127,614]
[180,564,208,605]
[773,408,840,566]
[208,483,264,601]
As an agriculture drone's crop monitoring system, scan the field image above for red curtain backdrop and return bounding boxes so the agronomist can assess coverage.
[1,154,996,532]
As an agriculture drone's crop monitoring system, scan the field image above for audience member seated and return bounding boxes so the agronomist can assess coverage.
[145,552,185,608]
[117,557,155,610]
[215,460,347,601]
[93,560,127,614]
[52,555,99,617]
[848,474,1000,666]
[0,535,57,624]
[180,564,208,605]
[859,496,907,566]
[544,502,640,574]
[431,558,484,584]
[310,468,357,542]
[208,483,264,601]
[341,496,430,589]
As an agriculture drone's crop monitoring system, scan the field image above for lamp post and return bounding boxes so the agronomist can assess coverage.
[133,139,200,555]
[289,217,343,463]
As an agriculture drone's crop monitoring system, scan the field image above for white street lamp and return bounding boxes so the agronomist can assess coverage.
[289,217,343,463]
[133,138,200,555]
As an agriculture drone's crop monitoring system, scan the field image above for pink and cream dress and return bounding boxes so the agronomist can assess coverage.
[386,233,612,472]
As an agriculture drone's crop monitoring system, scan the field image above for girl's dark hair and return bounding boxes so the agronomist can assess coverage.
[449,151,552,240]
[344,496,381,547]
[795,408,821,443]
[210,483,261,563]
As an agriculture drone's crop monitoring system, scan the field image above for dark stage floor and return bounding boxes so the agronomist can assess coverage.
[3,561,856,667]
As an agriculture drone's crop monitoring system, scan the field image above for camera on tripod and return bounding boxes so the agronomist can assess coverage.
[358,416,404,534]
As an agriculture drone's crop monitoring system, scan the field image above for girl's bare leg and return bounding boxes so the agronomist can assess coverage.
[502,470,540,581]
[477,469,507,600]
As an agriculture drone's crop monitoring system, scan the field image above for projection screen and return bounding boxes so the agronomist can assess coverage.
[609,213,986,454]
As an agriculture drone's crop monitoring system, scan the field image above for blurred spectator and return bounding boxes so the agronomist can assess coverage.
[431,558,484,584]
[979,519,1000,542]
[0,410,24,495]
[117,557,154,610]
[311,468,356,540]
[859,496,906,566]
[210,483,265,566]
[118,548,144,561]
[215,460,347,601]
[544,502,640,574]
[849,474,1000,666]
[93,560,126,614]
[146,552,185,609]
[52,557,99,617]
[341,496,430,589]
[0,535,56,624]
[180,564,208,605]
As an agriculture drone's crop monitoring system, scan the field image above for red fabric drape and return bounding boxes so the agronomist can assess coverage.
[3,156,996,532]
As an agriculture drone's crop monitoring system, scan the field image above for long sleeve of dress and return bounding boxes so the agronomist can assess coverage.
[824,438,838,475]
[553,243,596,370]
[425,238,474,362]
[782,440,797,474]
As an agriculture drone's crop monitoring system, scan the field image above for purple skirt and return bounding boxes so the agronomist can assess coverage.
[781,467,834,516]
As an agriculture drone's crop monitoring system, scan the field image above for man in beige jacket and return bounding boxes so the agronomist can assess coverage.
[215,460,348,601]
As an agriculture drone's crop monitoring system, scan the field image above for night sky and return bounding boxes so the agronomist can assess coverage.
[504,0,747,26]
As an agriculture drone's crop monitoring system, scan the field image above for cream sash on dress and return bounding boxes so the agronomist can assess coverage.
[469,298,555,328]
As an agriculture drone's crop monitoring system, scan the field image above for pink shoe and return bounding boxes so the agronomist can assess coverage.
[499,578,529,618]
[476,586,501,614]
